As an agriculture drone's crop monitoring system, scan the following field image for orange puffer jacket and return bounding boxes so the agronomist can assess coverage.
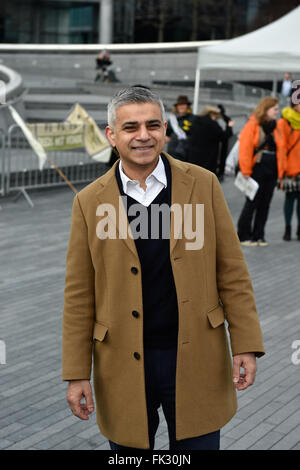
[276,118,300,179]
[239,115,281,177]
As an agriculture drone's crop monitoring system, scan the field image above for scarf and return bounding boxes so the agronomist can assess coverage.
[169,113,187,140]
[282,107,300,130]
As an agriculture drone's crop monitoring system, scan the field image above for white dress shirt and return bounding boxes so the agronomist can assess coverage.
[119,155,167,207]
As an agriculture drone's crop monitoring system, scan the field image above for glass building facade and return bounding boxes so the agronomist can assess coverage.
[0,1,99,44]
[0,0,298,44]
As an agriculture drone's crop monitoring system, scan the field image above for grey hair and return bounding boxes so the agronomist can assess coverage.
[107,86,166,128]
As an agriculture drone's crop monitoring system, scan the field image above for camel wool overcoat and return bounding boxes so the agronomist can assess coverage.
[62,153,265,449]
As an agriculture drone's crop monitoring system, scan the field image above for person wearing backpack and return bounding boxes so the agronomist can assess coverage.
[277,92,300,241]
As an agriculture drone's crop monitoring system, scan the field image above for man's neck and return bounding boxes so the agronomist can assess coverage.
[120,157,160,190]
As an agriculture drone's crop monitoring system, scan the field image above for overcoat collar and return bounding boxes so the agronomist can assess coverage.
[95,152,195,258]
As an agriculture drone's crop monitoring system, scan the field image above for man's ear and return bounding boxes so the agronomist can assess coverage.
[105,126,116,147]
[163,120,168,136]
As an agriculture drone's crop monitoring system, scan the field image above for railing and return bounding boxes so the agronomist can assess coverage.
[5,124,109,207]
[0,128,5,197]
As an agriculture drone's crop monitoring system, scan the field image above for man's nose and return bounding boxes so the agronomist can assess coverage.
[137,125,151,140]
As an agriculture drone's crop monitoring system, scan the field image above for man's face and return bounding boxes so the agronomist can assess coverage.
[176,104,188,116]
[105,102,167,169]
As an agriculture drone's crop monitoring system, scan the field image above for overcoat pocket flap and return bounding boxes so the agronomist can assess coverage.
[93,322,108,342]
[207,305,225,328]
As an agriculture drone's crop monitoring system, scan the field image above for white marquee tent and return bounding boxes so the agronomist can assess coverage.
[193,6,300,112]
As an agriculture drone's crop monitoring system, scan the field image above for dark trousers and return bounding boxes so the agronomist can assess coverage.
[284,191,300,226]
[237,170,277,241]
[109,346,220,451]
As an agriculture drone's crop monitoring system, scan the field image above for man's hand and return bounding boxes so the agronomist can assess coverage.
[232,353,257,391]
[67,380,95,420]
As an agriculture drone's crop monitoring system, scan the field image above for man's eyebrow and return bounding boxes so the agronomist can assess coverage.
[121,119,162,128]
[121,121,138,127]
[147,119,162,125]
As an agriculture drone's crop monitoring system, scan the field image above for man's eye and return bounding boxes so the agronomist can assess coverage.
[148,124,160,129]
[124,127,136,131]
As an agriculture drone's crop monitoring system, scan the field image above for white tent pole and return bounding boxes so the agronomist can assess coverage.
[272,78,278,97]
[193,67,201,114]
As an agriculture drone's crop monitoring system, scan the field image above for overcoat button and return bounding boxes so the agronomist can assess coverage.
[133,352,140,360]
[131,267,138,274]
[132,310,139,318]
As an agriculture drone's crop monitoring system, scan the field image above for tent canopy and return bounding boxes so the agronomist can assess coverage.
[197,6,300,72]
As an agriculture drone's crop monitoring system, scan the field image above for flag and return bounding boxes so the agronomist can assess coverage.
[65,103,111,162]
[8,105,47,170]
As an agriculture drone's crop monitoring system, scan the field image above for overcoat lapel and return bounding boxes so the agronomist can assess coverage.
[95,163,139,259]
[164,154,195,255]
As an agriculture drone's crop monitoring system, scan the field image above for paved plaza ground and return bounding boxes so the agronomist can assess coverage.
[0,171,300,450]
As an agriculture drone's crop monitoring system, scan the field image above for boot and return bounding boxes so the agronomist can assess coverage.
[283,225,291,241]
[297,226,300,241]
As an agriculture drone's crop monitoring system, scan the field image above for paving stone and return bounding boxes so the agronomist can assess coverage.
[270,424,300,450]
[224,401,283,440]
[0,423,26,439]
[271,409,300,434]
[4,415,79,449]
[220,436,237,450]
[248,431,284,450]
[265,397,300,427]
[0,439,14,450]
[227,422,275,450]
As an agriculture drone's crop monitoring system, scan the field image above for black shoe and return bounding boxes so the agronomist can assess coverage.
[283,225,291,241]
[297,226,300,241]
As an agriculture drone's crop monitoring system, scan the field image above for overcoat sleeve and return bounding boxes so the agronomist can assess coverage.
[62,194,95,380]
[212,174,265,358]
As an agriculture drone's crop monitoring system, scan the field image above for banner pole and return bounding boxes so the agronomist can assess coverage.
[46,156,78,194]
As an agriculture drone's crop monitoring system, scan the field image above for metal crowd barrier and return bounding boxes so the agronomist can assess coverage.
[0,128,5,199]
[6,124,109,207]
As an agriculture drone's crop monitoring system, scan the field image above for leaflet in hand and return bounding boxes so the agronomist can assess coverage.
[234,172,259,201]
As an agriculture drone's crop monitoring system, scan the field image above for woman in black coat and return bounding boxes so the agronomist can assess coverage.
[187,105,234,174]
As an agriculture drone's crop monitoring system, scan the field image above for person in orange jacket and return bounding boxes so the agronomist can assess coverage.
[277,91,300,241]
[237,97,280,246]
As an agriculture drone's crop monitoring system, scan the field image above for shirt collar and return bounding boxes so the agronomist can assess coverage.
[119,155,167,192]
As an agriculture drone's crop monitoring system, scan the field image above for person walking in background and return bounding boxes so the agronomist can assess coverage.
[187,105,234,175]
[165,96,196,161]
[277,91,300,241]
[237,97,280,247]
[280,73,293,98]
[215,104,235,181]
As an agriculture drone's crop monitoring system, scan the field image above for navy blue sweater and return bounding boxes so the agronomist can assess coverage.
[115,156,179,349]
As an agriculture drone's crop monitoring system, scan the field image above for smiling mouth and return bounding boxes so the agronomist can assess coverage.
[132,145,154,150]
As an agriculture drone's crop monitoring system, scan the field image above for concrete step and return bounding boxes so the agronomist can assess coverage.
[25,109,107,125]
[27,87,91,95]
[24,94,110,112]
